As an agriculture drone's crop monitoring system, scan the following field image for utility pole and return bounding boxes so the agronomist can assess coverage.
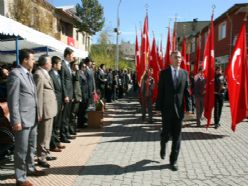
[114,0,122,71]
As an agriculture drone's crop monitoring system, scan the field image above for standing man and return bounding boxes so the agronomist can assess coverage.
[106,68,113,103]
[61,47,75,143]
[70,62,82,134]
[157,51,191,171]
[34,55,57,168]
[97,64,107,100]
[78,62,89,128]
[194,66,206,127]
[214,66,226,129]
[7,49,46,186]
[84,57,96,107]
[49,56,65,152]
[141,68,154,123]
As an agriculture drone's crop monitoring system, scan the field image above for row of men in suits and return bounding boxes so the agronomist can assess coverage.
[95,65,133,103]
[7,48,96,186]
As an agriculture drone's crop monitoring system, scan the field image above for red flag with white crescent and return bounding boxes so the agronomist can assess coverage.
[164,27,171,69]
[226,23,248,131]
[138,15,149,86]
[203,14,215,128]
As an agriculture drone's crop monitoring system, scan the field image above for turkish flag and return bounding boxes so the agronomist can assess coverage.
[149,37,160,103]
[158,41,164,70]
[226,23,248,131]
[138,15,149,86]
[164,27,171,69]
[135,33,140,87]
[194,36,201,75]
[180,38,188,71]
[203,15,215,128]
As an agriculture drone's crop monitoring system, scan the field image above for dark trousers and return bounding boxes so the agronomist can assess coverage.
[106,87,113,102]
[160,111,182,164]
[69,102,80,134]
[214,94,224,125]
[50,102,62,149]
[61,101,72,140]
[78,99,89,127]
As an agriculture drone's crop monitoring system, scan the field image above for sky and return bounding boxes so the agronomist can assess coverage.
[48,0,248,44]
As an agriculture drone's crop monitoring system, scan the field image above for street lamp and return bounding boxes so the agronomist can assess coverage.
[114,0,122,71]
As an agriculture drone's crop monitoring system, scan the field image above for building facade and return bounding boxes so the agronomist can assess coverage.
[0,0,91,56]
[179,3,248,70]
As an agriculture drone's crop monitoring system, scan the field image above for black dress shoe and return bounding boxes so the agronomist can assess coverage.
[160,149,165,160]
[67,135,76,140]
[70,132,77,135]
[46,156,57,161]
[170,163,178,171]
[27,169,47,176]
[160,141,165,160]
[61,139,71,143]
[38,160,50,168]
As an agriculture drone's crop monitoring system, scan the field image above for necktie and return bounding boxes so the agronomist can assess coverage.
[174,69,178,88]
[56,73,61,86]
[27,72,34,92]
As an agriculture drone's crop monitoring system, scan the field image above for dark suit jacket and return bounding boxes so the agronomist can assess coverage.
[72,70,82,102]
[85,67,95,94]
[49,69,63,107]
[79,70,89,101]
[97,69,106,90]
[157,67,191,119]
[61,60,73,100]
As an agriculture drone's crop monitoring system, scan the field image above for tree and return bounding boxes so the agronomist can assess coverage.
[90,29,135,70]
[76,0,105,35]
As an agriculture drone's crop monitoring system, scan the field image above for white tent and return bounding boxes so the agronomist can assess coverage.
[0,15,88,63]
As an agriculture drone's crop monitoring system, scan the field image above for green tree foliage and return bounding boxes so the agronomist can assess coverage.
[90,30,134,70]
[75,0,105,35]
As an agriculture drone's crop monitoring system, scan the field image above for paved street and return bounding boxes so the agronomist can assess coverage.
[1,97,248,186]
[75,98,248,186]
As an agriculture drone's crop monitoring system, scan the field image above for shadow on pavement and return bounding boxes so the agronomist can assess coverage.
[48,159,170,176]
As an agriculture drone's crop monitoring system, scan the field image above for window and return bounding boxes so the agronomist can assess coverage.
[218,21,226,40]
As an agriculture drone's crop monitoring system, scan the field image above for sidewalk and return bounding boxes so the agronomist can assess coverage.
[0,126,103,185]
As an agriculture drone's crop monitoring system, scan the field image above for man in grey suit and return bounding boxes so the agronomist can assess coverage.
[7,49,46,186]
[33,55,58,168]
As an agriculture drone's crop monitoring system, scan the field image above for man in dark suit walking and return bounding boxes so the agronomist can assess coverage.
[60,47,75,143]
[157,51,191,171]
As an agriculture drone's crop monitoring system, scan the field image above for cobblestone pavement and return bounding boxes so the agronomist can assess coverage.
[75,98,248,186]
[1,97,248,186]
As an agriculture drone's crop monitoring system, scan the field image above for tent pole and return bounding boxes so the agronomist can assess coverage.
[15,37,19,65]
[46,46,49,55]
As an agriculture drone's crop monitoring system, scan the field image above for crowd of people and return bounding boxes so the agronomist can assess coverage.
[0,48,228,185]
[0,47,137,186]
